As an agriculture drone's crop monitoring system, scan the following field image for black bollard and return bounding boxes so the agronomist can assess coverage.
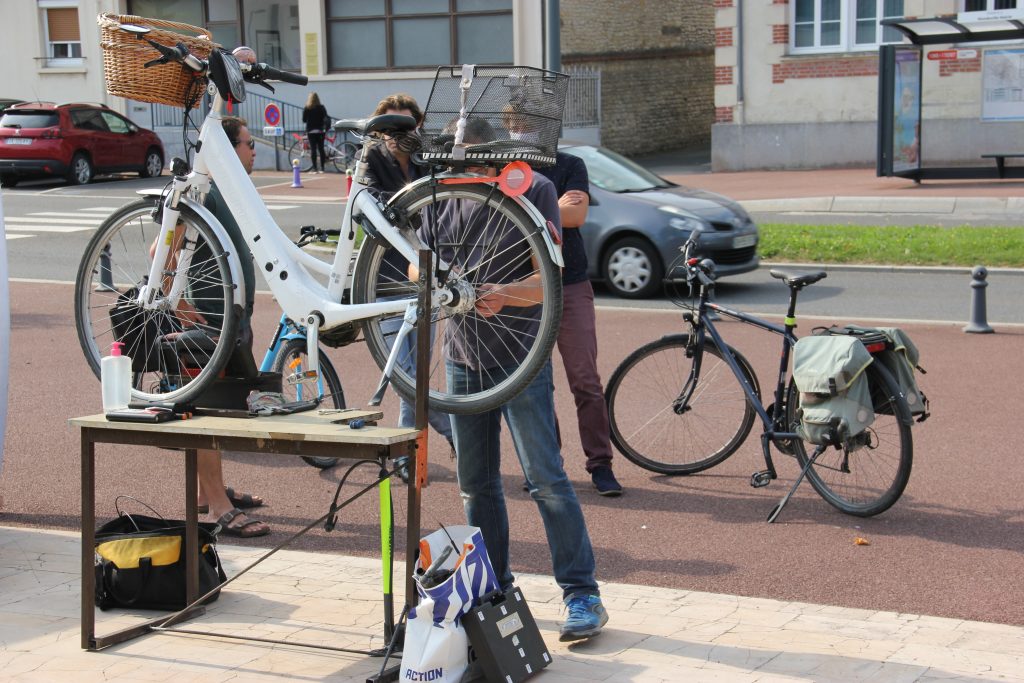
[963,265,994,334]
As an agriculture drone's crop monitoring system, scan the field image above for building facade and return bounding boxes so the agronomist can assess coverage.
[714,0,1024,170]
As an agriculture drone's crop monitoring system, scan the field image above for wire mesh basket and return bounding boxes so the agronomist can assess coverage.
[420,65,569,168]
[97,13,220,108]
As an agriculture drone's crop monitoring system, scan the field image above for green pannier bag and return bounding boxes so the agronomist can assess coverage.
[843,325,929,420]
[792,335,875,446]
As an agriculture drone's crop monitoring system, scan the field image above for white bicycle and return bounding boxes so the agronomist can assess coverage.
[74,23,565,414]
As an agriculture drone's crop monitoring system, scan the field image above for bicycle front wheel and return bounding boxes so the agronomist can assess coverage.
[328,141,359,173]
[74,198,239,404]
[788,361,913,517]
[352,182,562,414]
[272,338,346,468]
[606,334,759,475]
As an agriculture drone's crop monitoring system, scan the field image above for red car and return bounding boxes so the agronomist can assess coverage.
[0,102,164,187]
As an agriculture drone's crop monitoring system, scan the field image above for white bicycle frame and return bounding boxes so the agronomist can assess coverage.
[139,87,562,388]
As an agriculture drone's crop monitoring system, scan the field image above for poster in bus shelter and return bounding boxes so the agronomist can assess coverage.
[981,48,1024,121]
[892,48,922,174]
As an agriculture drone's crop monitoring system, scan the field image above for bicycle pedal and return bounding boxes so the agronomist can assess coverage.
[286,370,318,386]
[750,470,774,488]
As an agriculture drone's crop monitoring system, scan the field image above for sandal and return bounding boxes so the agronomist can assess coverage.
[216,508,270,538]
[224,487,264,509]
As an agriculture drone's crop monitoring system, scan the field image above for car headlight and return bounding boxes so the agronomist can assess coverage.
[659,205,705,232]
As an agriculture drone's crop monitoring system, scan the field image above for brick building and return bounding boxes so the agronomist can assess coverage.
[713,0,1024,170]
[559,0,715,156]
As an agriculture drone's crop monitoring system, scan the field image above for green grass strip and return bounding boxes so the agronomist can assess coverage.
[759,224,1024,267]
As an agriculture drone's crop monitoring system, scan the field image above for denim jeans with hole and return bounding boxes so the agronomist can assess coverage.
[448,359,599,600]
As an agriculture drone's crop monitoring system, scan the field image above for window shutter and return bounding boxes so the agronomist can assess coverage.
[47,8,80,42]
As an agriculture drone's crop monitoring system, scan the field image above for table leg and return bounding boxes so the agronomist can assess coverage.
[184,448,198,605]
[81,431,95,650]
[404,440,421,613]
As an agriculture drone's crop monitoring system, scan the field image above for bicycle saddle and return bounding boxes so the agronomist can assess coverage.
[333,114,418,136]
[769,268,827,288]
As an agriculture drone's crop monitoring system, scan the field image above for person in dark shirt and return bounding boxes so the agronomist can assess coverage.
[152,116,269,538]
[302,92,330,174]
[361,94,453,449]
[419,117,609,642]
[537,152,623,496]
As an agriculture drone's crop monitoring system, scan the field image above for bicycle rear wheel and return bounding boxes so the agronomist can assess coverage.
[74,198,239,404]
[606,334,759,475]
[788,361,913,516]
[288,138,313,172]
[272,338,346,468]
[352,182,562,414]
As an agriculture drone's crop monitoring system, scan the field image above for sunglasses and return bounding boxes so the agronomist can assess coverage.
[234,138,255,149]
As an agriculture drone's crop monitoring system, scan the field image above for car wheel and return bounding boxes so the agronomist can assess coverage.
[0,175,18,188]
[67,153,93,185]
[603,236,664,299]
[140,149,163,178]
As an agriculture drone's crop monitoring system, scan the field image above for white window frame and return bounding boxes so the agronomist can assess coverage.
[39,0,83,67]
[959,0,1023,22]
[791,0,905,55]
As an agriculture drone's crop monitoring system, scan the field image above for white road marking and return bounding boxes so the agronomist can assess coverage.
[265,204,299,210]
[23,213,105,221]
[4,221,96,233]
[5,234,31,240]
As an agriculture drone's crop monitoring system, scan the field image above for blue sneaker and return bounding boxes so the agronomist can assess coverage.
[559,594,608,642]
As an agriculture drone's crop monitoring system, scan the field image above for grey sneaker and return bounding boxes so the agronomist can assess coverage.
[559,594,608,642]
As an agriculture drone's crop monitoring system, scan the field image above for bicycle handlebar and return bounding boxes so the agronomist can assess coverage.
[250,62,308,87]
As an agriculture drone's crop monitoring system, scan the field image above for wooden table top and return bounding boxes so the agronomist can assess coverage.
[69,409,418,446]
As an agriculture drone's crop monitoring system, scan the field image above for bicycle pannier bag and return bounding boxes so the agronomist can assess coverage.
[845,326,929,420]
[792,336,875,446]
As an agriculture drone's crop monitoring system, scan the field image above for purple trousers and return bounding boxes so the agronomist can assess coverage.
[556,280,614,472]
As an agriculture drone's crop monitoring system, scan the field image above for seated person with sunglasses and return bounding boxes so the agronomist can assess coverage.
[149,115,269,538]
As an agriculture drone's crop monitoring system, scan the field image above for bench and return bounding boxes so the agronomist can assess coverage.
[981,153,1024,178]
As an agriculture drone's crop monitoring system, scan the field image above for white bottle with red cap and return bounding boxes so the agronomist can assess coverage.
[101,341,132,412]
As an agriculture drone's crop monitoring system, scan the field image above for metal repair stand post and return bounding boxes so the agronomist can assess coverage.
[371,249,431,683]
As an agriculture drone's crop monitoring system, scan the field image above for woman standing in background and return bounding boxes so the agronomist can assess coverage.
[302,92,330,173]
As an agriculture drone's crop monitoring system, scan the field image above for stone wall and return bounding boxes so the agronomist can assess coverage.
[560,0,714,155]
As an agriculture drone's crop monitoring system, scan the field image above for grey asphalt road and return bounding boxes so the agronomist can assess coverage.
[4,177,1021,326]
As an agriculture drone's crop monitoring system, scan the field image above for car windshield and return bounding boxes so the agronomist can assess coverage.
[0,111,59,128]
[563,145,673,193]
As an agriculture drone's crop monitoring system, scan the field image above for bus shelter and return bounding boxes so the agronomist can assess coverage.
[877,16,1024,182]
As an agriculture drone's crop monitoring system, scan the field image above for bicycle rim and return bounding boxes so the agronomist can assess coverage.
[790,363,913,516]
[353,182,562,415]
[74,199,239,404]
[288,140,313,172]
[273,338,346,468]
[606,335,757,475]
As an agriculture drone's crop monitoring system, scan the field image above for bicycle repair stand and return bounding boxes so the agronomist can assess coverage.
[367,249,432,683]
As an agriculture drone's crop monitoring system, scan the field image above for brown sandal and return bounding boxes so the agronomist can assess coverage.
[216,508,270,538]
[224,487,264,509]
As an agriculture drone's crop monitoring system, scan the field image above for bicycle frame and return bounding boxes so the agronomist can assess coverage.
[683,285,805,482]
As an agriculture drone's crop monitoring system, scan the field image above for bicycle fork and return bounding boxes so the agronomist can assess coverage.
[368,301,419,407]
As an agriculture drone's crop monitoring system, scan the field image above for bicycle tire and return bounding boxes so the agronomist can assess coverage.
[74,198,239,404]
[328,141,359,173]
[606,334,759,475]
[788,361,913,517]
[352,182,562,415]
[271,338,346,469]
[287,138,314,172]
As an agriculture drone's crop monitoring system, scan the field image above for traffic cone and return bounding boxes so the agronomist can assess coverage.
[291,159,303,188]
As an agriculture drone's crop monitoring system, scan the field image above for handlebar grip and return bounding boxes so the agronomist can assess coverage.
[258,63,308,86]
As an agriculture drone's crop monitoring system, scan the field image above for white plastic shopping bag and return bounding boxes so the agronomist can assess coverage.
[399,526,498,683]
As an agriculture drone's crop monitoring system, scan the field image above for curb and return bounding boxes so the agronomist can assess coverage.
[742,196,1024,215]
[761,261,1024,276]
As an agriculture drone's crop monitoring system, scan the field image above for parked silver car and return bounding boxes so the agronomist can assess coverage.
[561,143,760,298]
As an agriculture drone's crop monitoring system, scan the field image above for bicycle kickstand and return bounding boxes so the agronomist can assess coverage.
[766,443,827,524]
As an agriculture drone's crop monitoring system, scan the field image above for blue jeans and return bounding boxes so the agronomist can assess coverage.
[379,303,453,442]
[448,360,599,601]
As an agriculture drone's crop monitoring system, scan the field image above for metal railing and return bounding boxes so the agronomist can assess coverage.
[563,66,601,129]
[150,92,305,141]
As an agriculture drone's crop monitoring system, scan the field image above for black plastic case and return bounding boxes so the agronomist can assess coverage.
[462,587,551,683]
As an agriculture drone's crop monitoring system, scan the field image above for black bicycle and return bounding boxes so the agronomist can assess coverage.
[605,230,914,522]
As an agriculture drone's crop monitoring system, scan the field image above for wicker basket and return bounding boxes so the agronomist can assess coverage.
[97,13,220,108]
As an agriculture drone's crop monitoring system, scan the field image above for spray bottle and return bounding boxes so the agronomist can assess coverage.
[101,341,132,412]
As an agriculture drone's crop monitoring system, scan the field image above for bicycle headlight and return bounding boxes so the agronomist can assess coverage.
[659,205,705,232]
